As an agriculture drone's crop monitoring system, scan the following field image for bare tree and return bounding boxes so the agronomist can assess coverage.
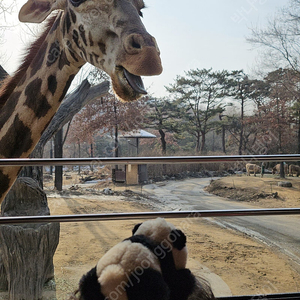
[247,0,300,74]
[0,1,16,48]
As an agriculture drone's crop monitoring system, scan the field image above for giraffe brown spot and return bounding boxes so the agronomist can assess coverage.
[89,31,94,47]
[31,42,47,77]
[70,9,77,24]
[89,54,94,65]
[0,91,21,129]
[25,78,51,118]
[0,114,33,158]
[58,74,75,102]
[73,29,80,48]
[92,52,100,64]
[98,42,106,55]
[48,75,57,95]
[66,42,79,62]
[79,25,87,46]
[116,19,127,28]
[59,50,71,70]
[73,29,87,59]
[106,30,118,39]
[70,0,87,7]
[47,40,60,67]
[0,170,10,200]
[65,11,72,34]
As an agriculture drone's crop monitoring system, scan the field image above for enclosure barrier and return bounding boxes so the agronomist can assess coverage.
[1,154,300,300]
[0,154,300,166]
[1,208,300,225]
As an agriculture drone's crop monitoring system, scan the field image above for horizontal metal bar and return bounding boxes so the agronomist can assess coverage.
[0,154,300,167]
[1,208,300,225]
[217,292,300,300]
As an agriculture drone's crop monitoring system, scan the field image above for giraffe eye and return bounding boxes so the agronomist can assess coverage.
[69,0,86,7]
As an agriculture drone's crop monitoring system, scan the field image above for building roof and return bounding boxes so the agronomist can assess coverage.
[119,129,156,139]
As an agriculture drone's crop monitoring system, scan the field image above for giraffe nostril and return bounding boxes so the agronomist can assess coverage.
[130,35,142,49]
[132,39,141,49]
[125,34,144,54]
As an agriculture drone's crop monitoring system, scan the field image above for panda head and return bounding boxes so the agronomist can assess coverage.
[132,217,188,270]
[74,229,171,300]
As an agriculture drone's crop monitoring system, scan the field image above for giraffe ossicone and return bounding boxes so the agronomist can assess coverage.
[0,0,162,202]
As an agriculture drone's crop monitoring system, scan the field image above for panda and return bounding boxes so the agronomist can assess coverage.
[71,218,215,300]
[132,218,215,300]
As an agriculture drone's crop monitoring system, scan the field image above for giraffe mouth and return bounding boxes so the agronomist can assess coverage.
[112,66,147,101]
[123,69,147,95]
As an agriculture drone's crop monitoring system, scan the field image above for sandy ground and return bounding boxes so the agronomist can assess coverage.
[45,174,300,299]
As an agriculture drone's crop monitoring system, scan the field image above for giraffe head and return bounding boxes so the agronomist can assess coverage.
[18,0,162,101]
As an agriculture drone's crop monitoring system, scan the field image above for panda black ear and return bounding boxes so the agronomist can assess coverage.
[170,229,186,250]
[79,266,103,300]
[132,222,142,235]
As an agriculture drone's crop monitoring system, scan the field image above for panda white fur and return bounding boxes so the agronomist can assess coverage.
[73,218,214,300]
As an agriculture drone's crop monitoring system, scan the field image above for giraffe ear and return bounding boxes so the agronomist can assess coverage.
[19,0,65,23]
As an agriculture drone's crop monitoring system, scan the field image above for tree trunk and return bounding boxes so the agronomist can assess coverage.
[239,98,244,155]
[222,125,226,154]
[19,147,44,188]
[50,140,53,176]
[0,178,60,300]
[54,129,63,191]
[200,131,206,154]
[297,113,300,158]
[196,133,201,153]
[158,129,167,175]
[78,140,81,175]
[158,129,167,155]
[280,162,285,178]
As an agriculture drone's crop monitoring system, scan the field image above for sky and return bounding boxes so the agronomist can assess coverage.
[0,0,291,97]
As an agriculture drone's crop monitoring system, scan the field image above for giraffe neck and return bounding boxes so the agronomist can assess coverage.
[0,12,84,201]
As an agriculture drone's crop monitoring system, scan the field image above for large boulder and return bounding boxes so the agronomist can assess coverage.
[0,177,60,300]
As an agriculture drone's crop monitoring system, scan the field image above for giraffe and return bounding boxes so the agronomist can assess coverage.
[0,0,162,202]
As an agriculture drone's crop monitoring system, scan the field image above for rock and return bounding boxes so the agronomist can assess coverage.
[278,181,292,188]
[103,188,114,195]
[0,177,60,300]
[69,184,79,191]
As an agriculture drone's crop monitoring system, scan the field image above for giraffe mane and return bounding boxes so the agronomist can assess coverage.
[0,15,57,110]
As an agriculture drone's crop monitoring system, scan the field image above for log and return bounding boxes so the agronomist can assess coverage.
[0,178,60,300]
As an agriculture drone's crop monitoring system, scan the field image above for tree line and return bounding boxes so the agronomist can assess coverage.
[63,67,300,158]
[65,0,300,158]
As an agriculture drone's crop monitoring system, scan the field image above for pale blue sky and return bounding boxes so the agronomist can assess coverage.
[1,0,290,97]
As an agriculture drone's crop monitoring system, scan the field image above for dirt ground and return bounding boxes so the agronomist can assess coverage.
[46,173,300,299]
[205,174,300,208]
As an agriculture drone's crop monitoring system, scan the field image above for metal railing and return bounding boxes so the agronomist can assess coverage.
[1,208,300,225]
[0,154,300,166]
[1,154,300,300]
[1,154,300,224]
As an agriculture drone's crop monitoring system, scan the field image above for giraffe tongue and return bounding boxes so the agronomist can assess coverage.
[124,69,147,95]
